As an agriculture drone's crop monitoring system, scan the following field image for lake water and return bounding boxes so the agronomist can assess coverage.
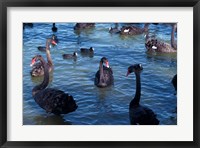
[23,23,177,125]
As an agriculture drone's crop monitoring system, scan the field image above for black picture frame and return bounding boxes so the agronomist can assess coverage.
[0,0,199,148]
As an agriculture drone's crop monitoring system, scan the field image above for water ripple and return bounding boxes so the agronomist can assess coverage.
[23,23,177,125]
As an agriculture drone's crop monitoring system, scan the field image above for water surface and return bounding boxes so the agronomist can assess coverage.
[23,23,177,125]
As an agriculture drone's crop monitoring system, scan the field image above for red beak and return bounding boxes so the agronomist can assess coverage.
[51,40,57,45]
[126,71,130,77]
[30,58,36,67]
[105,61,109,68]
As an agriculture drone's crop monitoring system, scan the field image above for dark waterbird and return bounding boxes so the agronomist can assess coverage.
[80,47,94,53]
[145,23,177,53]
[95,57,114,88]
[126,64,159,125]
[80,47,94,58]
[120,23,150,35]
[109,23,120,34]
[74,23,95,30]
[31,55,78,115]
[52,23,57,32]
[62,52,78,60]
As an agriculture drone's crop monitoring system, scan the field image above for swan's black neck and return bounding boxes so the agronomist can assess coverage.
[143,23,150,32]
[46,39,53,66]
[99,61,105,82]
[32,57,49,96]
[130,72,141,106]
[171,24,176,49]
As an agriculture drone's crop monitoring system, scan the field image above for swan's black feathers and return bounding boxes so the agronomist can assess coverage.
[120,24,149,36]
[145,38,172,52]
[34,88,77,115]
[127,64,159,125]
[145,24,177,53]
[95,66,114,87]
[31,55,78,115]
[129,105,159,125]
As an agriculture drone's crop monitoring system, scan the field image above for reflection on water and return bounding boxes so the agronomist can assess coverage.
[34,115,72,125]
[29,114,72,125]
[23,23,177,125]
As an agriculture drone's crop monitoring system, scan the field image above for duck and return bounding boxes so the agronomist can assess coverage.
[120,23,150,35]
[74,23,95,30]
[31,38,54,77]
[80,47,94,53]
[31,55,78,115]
[52,23,57,32]
[94,57,114,88]
[38,35,58,52]
[62,52,78,60]
[145,23,177,53]
[126,64,160,125]
[109,23,120,34]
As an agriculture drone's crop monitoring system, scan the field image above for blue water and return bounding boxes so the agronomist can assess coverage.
[23,23,177,125]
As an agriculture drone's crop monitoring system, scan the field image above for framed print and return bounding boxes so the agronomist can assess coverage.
[0,0,199,147]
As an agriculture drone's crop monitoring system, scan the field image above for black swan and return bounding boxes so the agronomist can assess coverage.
[31,38,54,77]
[31,55,78,115]
[52,23,57,32]
[38,35,58,52]
[145,23,177,53]
[126,64,159,125]
[172,74,177,92]
[120,23,150,35]
[80,47,94,54]
[94,57,114,88]
[109,23,120,34]
[74,23,95,30]
[62,52,78,60]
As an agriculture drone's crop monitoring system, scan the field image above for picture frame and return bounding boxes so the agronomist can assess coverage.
[0,0,199,147]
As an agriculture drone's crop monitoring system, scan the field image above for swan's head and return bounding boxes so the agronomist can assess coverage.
[49,36,58,46]
[51,40,57,46]
[30,55,42,67]
[101,57,110,68]
[126,64,143,76]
